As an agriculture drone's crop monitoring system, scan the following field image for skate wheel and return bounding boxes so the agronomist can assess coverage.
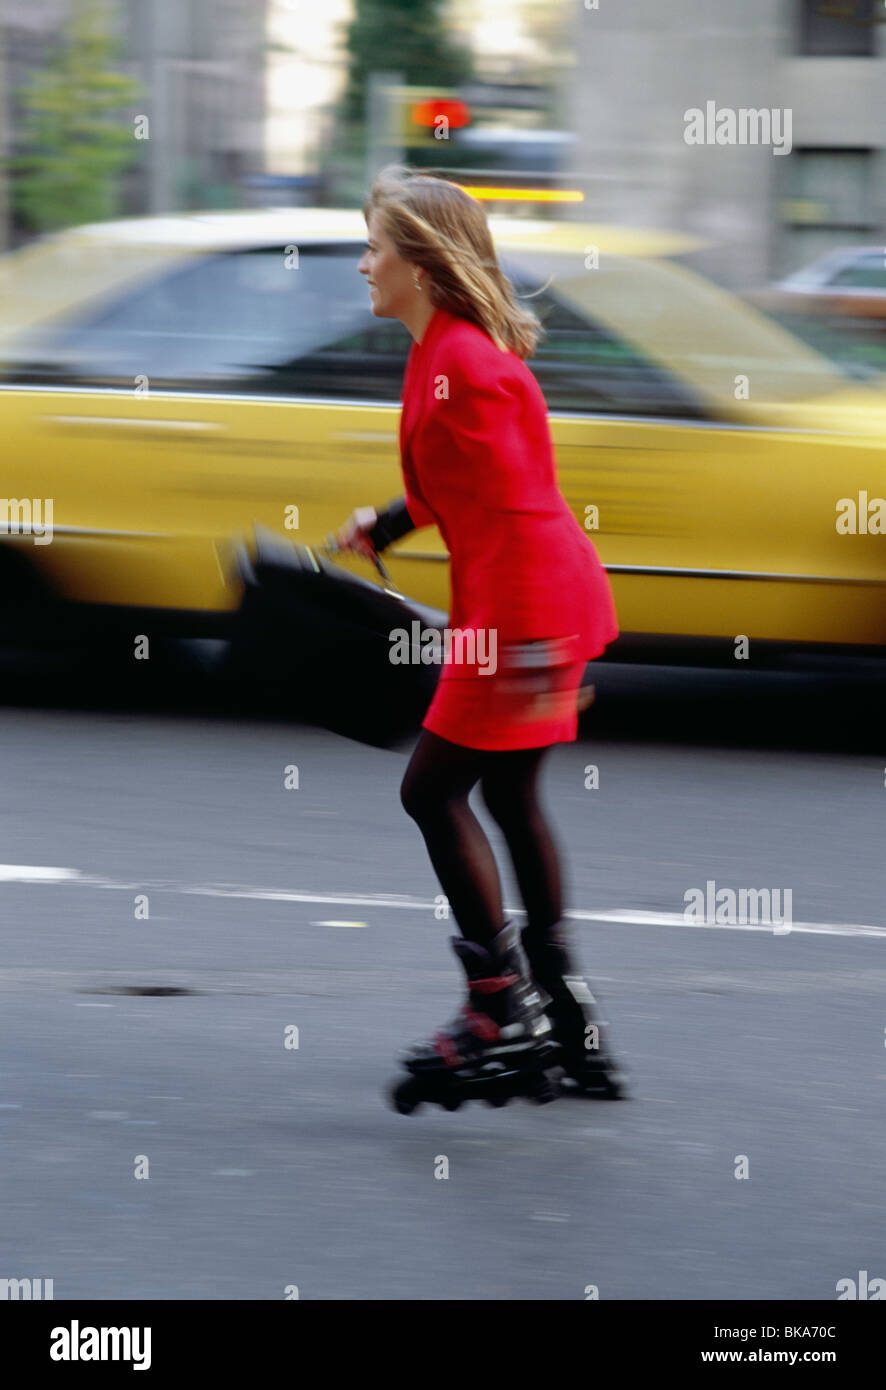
[389,1076,423,1115]
[485,1094,508,1108]
[560,1072,625,1100]
[441,1094,462,1112]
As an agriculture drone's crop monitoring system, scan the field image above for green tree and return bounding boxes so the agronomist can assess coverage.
[326,0,473,203]
[340,0,472,124]
[6,0,144,234]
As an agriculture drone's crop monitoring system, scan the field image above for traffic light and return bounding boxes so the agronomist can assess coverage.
[387,86,471,148]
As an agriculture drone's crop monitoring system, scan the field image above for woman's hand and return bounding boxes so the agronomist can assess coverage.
[334,506,378,560]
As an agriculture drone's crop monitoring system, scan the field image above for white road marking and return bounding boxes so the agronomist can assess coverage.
[1,866,884,938]
[571,908,886,938]
[311,919,368,928]
[0,865,80,882]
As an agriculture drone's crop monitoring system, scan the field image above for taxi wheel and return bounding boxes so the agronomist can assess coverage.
[0,551,59,642]
[222,584,292,683]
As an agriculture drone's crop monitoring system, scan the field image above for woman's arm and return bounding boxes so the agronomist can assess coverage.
[367,497,415,552]
[336,490,434,558]
[367,491,439,551]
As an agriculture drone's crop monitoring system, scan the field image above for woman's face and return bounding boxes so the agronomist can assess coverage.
[358,210,417,322]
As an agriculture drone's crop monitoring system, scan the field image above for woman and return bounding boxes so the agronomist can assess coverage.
[337,166,623,1094]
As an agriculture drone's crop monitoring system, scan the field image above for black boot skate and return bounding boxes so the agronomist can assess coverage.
[521,922,627,1099]
[389,920,560,1115]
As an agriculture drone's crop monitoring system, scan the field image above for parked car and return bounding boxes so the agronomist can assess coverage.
[752,247,886,384]
[769,247,886,323]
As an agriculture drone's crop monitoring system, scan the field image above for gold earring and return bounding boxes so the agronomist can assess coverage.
[413,274,422,290]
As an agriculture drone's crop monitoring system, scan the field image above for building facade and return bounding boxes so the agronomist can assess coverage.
[565,0,886,287]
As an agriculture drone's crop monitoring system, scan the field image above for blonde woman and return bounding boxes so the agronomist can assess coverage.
[338,167,624,1099]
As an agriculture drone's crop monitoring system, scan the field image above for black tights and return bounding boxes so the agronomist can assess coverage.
[400,728,564,946]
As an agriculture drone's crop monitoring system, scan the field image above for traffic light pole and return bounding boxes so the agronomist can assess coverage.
[366,70,403,187]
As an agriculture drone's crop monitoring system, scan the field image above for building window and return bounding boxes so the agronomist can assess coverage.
[797,0,877,56]
[780,148,873,260]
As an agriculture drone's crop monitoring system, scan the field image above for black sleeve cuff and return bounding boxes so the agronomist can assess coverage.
[367,497,417,552]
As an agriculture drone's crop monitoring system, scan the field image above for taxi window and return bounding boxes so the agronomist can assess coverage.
[2,245,409,399]
[508,272,706,419]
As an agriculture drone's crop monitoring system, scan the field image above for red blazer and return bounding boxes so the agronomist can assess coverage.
[398,305,618,665]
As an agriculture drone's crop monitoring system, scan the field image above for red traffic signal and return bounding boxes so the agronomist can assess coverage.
[409,98,470,131]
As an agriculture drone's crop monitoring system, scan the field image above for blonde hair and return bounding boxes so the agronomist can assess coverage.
[363,164,543,359]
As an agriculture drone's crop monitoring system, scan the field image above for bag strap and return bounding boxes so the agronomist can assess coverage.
[318,535,402,596]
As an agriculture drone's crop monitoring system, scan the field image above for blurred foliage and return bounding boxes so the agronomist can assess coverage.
[5,0,144,234]
[324,0,474,205]
[340,0,473,125]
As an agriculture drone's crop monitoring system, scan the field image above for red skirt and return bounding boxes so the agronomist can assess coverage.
[421,651,592,751]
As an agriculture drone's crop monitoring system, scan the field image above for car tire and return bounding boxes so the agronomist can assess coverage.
[0,549,60,645]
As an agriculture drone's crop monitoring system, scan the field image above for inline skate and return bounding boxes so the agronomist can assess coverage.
[388,920,561,1115]
[520,921,627,1099]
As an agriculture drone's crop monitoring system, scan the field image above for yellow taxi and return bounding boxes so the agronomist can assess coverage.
[0,209,884,651]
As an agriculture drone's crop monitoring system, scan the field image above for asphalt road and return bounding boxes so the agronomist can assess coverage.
[1,645,885,1299]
